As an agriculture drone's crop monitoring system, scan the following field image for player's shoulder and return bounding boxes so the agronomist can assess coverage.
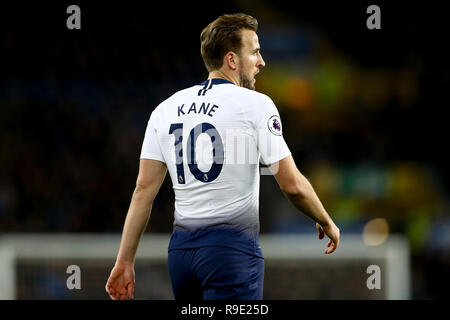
[233,87,277,111]
[230,85,271,100]
[213,85,272,111]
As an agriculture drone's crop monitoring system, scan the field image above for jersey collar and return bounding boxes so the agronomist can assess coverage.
[199,78,234,86]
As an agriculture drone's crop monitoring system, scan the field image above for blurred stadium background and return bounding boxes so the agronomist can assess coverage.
[0,1,448,299]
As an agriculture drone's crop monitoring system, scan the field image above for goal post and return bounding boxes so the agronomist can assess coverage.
[0,233,410,299]
[0,241,16,300]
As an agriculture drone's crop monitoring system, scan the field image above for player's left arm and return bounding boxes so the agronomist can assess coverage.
[106,159,167,299]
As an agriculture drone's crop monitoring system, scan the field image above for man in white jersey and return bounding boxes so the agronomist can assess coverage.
[106,13,340,300]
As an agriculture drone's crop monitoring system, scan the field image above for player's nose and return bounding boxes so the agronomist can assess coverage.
[257,52,265,68]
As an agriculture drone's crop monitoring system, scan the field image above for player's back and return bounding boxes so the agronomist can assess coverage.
[141,78,290,255]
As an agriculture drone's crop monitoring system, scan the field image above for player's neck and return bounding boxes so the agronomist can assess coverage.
[208,70,239,86]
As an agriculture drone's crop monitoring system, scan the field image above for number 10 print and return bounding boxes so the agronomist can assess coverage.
[169,123,224,184]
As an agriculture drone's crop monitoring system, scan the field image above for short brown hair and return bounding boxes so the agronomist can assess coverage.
[200,13,258,72]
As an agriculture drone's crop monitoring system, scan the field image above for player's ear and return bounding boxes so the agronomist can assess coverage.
[225,51,237,71]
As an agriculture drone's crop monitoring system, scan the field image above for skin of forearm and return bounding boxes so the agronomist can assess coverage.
[284,174,333,227]
[116,185,154,265]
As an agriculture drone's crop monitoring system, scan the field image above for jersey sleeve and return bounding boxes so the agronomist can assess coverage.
[254,95,291,166]
[140,110,166,163]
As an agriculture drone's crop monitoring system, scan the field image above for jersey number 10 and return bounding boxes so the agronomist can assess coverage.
[169,122,224,184]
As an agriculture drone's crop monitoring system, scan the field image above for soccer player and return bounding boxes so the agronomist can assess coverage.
[105,13,340,300]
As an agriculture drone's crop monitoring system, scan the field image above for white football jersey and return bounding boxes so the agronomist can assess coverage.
[140,78,291,236]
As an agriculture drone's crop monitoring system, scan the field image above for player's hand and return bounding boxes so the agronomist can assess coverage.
[105,262,135,300]
[316,222,340,254]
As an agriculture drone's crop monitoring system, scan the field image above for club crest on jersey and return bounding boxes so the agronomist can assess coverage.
[268,115,282,136]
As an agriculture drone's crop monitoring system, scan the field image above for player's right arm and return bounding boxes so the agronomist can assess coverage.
[251,93,340,254]
[270,155,340,254]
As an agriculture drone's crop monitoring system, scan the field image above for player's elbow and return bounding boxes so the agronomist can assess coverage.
[134,179,154,201]
[135,178,149,191]
[274,156,309,199]
[280,184,305,199]
[279,174,306,198]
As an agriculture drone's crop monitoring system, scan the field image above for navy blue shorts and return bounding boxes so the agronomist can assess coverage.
[168,246,264,300]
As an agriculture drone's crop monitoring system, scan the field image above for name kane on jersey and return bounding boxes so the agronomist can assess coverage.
[178,102,219,117]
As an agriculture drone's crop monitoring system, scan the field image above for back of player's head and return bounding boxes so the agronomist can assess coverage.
[200,13,258,72]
